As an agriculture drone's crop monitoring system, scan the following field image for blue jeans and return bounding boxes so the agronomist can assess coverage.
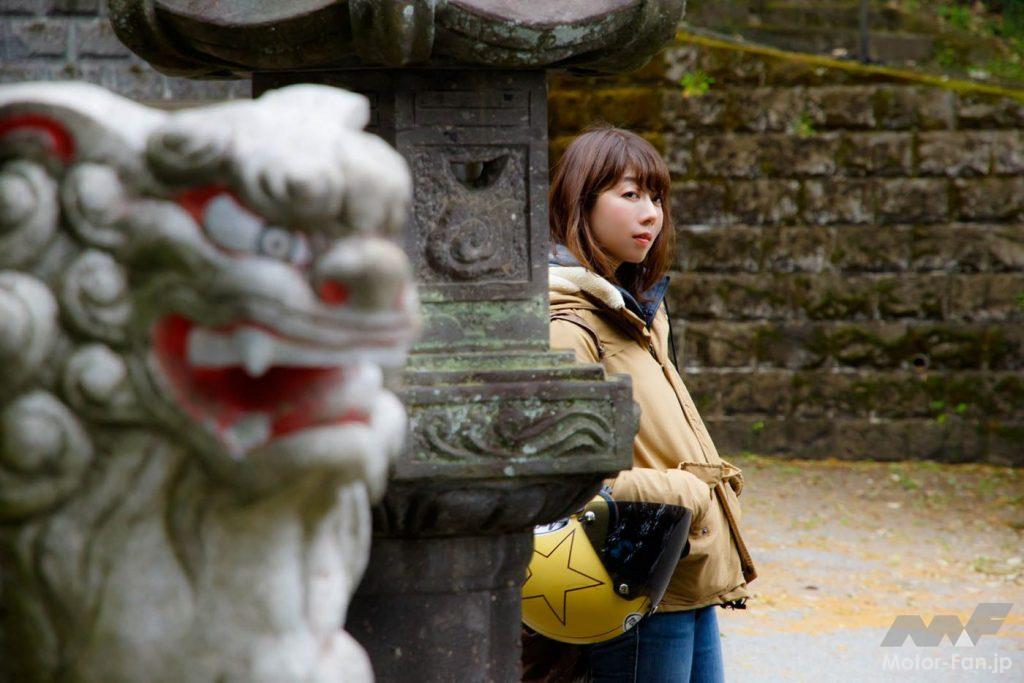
[585,607,725,683]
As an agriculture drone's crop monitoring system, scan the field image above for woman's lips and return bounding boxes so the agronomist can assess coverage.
[633,233,653,246]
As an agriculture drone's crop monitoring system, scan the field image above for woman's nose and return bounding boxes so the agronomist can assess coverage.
[314,237,412,311]
[639,196,660,223]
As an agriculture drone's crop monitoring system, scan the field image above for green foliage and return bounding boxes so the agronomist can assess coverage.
[1017,291,1024,309]
[789,112,817,138]
[750,419,765,434]
[940,3,973,30]
[679,70,715,97]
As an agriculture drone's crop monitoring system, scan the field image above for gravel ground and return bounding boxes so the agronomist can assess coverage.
[717,455,1024,682]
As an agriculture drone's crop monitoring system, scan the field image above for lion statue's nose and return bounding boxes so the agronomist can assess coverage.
[314,237,412,312]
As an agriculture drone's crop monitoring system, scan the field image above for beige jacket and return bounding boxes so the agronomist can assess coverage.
[549,264,756,611]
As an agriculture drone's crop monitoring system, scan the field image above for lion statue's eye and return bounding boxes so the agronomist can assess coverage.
[199,193,310,267]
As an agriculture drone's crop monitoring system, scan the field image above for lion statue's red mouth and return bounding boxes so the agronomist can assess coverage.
[152,314,392,453]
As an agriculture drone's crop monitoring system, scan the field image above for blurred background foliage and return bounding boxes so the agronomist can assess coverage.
[685,0,1024,88]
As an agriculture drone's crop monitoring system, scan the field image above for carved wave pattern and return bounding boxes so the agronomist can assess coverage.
[419,405,613,462]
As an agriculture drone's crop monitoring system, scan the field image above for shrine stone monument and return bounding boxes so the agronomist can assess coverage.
[100,2,685,681]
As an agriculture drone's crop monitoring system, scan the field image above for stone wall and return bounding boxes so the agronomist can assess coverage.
[550,35,1024,465]
[0,1,247,101]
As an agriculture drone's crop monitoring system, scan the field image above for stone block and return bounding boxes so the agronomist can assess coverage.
[948,274,1024,322]
[826,322,909,369]
[663,132,694,178]
[753,323,830,369]
[669,273,792,321]
[983,422,1024,466]
[874,274,947,320]
[696,45,767,86]
[2,18,69,59]
[806,86,877,129]
[680,322,759,368]
[909,224,991,273]
[831,224,910,272]
[729,179,800,225]
[694,134,762,178]
[718,369,792,416]
[664,90,729,132]
[704,417,800,456]
[986,224,1024,271]
[874,86,955,130]
[802,179,873,225]
[795,274,875,320]
[675,226,760,273]
[875,178,948,224]
[547,89,592,135]
[671,181,730,226]
[760,225,831,273]
[729,87,805,133]
[990,374,1024,419]
[831,420,913,461]
[789,371,858,418]
[956,92,1024,129]
[682,370,723,416]
[589,88,663,132]
[0,0,44,15]
[74,17,128,58]
[47,0,100,14]
[916,131,992,177]
[953,178,1024,221]
[989,323,1024,370]
[764,133,840,177]
[904,324,998,371]
[991,131,1024,174]
[839,132,913,177]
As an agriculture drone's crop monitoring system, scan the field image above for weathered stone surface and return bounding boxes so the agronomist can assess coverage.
[953,177,1024,221]
[753,323,830,369]
[956,92,1024,129]
[874,274,947,319]
[765,133,841,177]
[664,90,730,131]
[909,224,992,272]
[831,224,911,272]
[760,225,831,273]
[74,17,128,58]
[806,86,877,129]
[695,134,762,178]
[663,131,695,177]
[875,178,948,224]
[672,180,730,225]
[1,18,68,59]
[917,131,992,177]
[730,179,800,225]
[948,273,1024,322]
[730,87,805,133]
[681,321,759,367]
[991,130,1024,175]
[839,132,913,177]
[875,86,955,130]
[676,225,761,272]
[803,179,874,224]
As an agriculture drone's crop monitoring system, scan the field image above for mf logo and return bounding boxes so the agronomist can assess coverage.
[881,603,1013,647]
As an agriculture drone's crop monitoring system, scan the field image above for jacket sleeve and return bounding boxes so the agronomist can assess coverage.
[604,468,712,522]
[550,317,601,364]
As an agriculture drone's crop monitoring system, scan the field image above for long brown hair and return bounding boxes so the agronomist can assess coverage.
[549,125,674,298]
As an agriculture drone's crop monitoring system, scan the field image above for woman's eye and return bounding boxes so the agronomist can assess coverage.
[623,191,639,199]
[652,195,663,204]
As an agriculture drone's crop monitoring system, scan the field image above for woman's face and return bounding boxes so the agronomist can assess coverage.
[588,173,663,270]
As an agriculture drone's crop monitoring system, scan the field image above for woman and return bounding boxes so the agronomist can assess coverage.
[547,126,756,682]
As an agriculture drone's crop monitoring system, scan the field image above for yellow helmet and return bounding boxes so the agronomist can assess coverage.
[521,492,692,644]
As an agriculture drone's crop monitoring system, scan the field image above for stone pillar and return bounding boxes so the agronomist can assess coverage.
[109,2,688,681]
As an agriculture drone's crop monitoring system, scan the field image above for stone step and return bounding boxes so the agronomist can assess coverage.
[740,26,935,62]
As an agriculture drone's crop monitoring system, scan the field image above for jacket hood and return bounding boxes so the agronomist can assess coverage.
[549,243,669,328]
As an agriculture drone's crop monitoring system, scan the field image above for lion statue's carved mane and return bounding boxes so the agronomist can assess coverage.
[0,82,418,683]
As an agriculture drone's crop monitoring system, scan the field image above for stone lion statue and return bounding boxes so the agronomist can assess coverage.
[0,82,418,682]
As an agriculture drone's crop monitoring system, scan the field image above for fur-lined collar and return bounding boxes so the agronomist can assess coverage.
[549,265,626,311]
